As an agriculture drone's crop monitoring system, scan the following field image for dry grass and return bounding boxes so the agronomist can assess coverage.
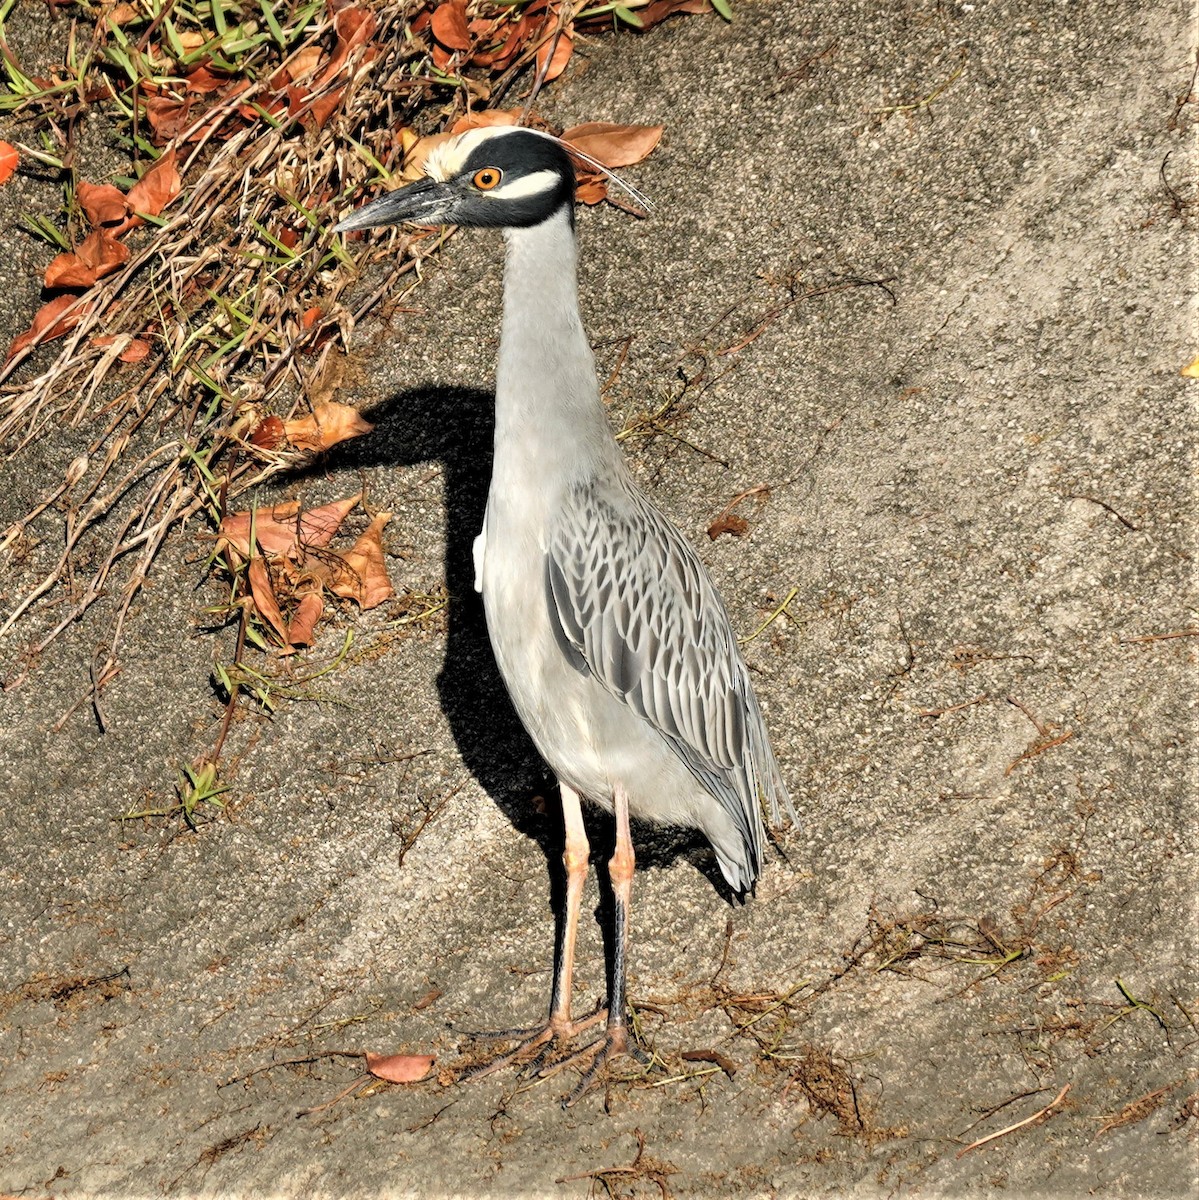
[0,0,676,687]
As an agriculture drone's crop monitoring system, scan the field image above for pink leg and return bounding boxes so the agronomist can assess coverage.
[548,783,590,1029]
[463,782,605,1079]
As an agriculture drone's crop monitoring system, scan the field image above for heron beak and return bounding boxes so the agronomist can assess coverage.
[333,177,456,233]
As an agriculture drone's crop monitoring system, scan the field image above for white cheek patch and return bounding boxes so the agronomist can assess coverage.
[488,169,559,201]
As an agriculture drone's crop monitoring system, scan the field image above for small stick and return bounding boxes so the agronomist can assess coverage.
[1005,695,1049,737]
[1005,730,1074,776]
[956,1083,1070,1158]
[1118,629,1199,643]
[740,586,799,645]
[1063,493,1141,531]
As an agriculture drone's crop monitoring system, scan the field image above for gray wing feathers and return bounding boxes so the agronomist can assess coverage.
[545,479,793,876]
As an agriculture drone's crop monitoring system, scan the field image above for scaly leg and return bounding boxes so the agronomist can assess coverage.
[464,783,605,1078]
[555,783,647,1106]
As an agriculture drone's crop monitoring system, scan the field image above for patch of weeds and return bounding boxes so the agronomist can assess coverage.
[0,0,705,739]
[120,756,230,826]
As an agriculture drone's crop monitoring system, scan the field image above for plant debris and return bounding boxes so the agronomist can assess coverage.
[0,0,702,690]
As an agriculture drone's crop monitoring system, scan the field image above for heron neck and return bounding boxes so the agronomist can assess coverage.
[495,207,621,484]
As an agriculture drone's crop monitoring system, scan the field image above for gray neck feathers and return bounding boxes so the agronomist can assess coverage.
[494,206,623,489]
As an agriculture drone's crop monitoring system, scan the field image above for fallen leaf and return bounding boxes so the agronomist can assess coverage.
[184,66,233,94]
[249,414,287,448]
[283,401,374,452]
[77,181,129,227]
[707,512,749,539]
[300,306,322,329]
[217,494,360,560]
[1181,356,1199,378]
[247,555,291,644]
[6,294,89,361]
[431,0,471,51]
[365,1052,435,1084]
[286,45,324,81]
[319,4,378,83]
[562,121,664,168]
[107,2,141,24]
[628,0,713,31]
[91,334,152,362]
[450,108,522,134]
[308,84,346,130]
[286,591,324,646]
[143,95,194,143]
[123,149,181,227]
[575,174,609,205]
[44,228,130,288]
[535,28,573,83]
[328,513,395,609]
[0,141,17,186]
[296,494,362,550]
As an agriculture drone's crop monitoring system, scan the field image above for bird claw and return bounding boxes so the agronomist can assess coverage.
[458,1003,608,1082]
[543,1026,650,1108]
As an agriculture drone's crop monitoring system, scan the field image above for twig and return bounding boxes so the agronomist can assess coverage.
[1118,628,1199,643]
[874,53,967,115]
[956,1083,1070,1157]
[1063,493,1141,530]
[740,586,799,645]
[1005,730,1074,776]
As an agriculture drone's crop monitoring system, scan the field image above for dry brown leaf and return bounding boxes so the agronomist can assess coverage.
[575,174,609,205]
[107,2,141,24]
[249,414,286,449]
[286,45,325,81]
[561,121,664,168]
[1181,355,1199,378]
[77,180,128,227]
[365,1052,435,1084]
[217,494,360,560]
[0,141,16,186]
[184,66,233,94]
[283,401,374,452]
[632,0,712,30]
[328,513,395,609]
[122,150,181,228]
[247,555,290,643]
[91,334,152,363]
[431,0,471,51]
[707,512,749,540]
[319,4,378,83]
[218,501,300,559]
[450,108,522,133]
[294,494,362,550]
[286,591,324,646]
[44,228,130,289]
[536,29,573,83]
[6,294,90,361]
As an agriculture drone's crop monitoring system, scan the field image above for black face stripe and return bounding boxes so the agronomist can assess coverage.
[454,130,575,228]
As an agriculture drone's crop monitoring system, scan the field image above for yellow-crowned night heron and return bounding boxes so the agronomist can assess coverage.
[335,126,793,1100]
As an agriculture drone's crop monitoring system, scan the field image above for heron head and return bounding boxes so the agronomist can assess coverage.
[333,126,576,234]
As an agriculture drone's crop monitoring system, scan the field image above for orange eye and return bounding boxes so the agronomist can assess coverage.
[473,167,502,190]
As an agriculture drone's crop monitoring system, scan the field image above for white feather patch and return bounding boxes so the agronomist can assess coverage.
[425,127,497,182]
[488,169,559,201]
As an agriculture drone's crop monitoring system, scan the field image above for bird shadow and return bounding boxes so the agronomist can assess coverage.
[324,383,737,907]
